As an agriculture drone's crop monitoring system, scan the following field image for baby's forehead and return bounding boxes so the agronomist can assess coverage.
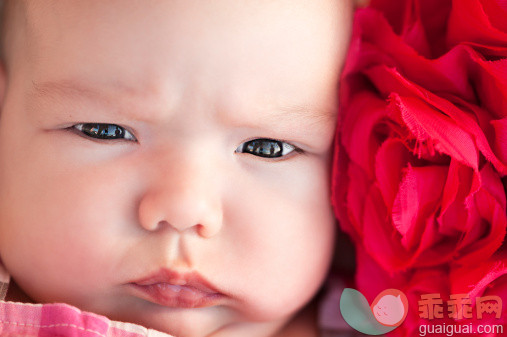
[4,0,348,132]
[3,0,352,60]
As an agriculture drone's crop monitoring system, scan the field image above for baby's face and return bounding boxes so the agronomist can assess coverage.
[0,1,352,336]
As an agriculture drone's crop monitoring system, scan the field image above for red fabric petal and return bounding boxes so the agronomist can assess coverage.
[491,118,507,164]
[391,165,447,247]
[375,139,411,211]
[447,0,507,57]
[392,95,479,169]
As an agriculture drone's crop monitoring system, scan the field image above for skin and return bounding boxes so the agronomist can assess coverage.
[0,1,352,337]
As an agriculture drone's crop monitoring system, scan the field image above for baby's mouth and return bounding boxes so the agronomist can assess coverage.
[127,269,226,308]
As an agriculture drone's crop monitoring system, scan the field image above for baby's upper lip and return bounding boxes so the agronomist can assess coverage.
[130,268,222,294]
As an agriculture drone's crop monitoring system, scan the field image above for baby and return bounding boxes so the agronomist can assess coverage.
[0,1,354,337]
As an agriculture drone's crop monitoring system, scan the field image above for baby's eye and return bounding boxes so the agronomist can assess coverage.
[235,138,297,158]
[73,123,136,141]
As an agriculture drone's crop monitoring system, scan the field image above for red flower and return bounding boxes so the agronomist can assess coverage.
[333,1,507,333]
[334,0,507,272]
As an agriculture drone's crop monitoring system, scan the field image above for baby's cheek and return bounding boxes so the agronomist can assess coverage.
[0,165,131,303]
[221,182,335,321]
[2,221,103,304]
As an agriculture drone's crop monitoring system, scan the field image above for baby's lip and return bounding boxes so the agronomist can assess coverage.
[127,268,227,308]
[131,268,220,293]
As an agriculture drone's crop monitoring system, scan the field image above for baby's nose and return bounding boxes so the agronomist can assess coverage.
[137,155,223,238]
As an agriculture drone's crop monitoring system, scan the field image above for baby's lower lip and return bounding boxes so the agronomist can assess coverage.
[128,283,225,308]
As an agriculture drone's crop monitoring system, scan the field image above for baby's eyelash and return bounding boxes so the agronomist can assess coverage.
[235,138,303,159]
[73,123,137,141]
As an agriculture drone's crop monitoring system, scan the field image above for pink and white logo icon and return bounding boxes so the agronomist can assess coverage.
[371,289,409,327]
[340,288,409,335]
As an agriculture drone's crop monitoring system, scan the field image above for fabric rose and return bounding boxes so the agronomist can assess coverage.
[333,0,507,334]
[333,0,507,272]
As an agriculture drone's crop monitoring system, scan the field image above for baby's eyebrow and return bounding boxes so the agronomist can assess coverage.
[223,103,337,135]
[266,105,336,125]
[30,79,337,129]
[30,79,165,121]
[32,79,119,100]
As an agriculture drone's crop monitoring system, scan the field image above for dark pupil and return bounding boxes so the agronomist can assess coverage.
[244,139,282,158]
[82,124,124,139]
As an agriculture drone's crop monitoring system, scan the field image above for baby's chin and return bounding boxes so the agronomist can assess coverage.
[119,314,287,337]
[97,299,289,337]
